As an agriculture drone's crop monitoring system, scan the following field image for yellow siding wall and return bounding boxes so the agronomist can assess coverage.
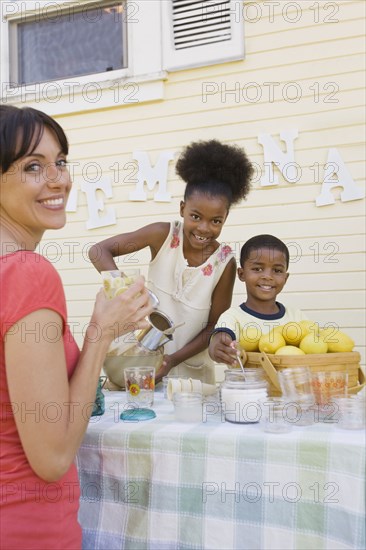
[41,1,365,362]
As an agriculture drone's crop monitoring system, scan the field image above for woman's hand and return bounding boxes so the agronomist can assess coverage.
[209,332,244,367]
[90,275,152,345]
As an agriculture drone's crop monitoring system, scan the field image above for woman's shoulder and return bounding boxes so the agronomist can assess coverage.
[1,250,59,278]
[1,251,63,300]
[0,252,66,333]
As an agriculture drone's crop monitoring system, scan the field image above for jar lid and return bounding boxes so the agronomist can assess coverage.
[120,408,156,421]
[222,380,268,390]
[224,369,265,382]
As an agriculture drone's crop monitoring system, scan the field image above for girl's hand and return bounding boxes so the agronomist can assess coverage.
[156,354,175,383]
[90,275,152,344]
[209,332,242,367]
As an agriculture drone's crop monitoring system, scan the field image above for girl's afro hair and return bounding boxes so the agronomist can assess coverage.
[176,139,253,205]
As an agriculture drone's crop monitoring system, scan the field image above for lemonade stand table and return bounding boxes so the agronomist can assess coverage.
[77,391,365,550]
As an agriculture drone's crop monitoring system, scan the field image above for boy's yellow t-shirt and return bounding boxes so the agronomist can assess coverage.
[214,302,308,341]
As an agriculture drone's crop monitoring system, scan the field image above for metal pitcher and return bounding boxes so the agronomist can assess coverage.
[137,310,174,351]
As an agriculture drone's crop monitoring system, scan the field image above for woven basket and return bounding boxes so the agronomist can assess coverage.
[244,351,364,397]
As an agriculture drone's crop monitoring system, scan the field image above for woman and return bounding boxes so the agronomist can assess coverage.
[0,105,152,549]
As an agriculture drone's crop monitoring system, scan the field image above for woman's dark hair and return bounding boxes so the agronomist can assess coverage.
[240,234,290,269]
[176,139,253,208]
[0,105,68,174]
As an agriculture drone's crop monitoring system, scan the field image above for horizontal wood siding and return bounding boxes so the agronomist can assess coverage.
[39,0,365,363]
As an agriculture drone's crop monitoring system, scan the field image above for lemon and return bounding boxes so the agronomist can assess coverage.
[298,320,319,338]
[327,331,355,353]
[103,279,113,299]
[299,333,328,354]
[113,277,123,288]
[320,326,335,339]
[239,326,262,352]
[275,345,305,355]
[282,322,303,346]
[259,330,286,354]
[114,287,127,296]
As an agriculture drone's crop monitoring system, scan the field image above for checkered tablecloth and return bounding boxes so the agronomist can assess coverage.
[77,391,365,550]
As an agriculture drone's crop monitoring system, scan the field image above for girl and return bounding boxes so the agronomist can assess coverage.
[0,105,152,549]
[89,140,253,383]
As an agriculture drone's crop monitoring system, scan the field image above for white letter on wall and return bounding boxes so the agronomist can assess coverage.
[258,129,299,186]
[65,186,78,212]
[80,178,116,229]
[129,150,175,202]
[316,148,365,206]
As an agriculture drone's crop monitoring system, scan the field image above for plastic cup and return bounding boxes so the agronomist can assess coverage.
[163,375,188,399]
[124,366,155,408]
[310,371,348,407]
[278,367,315,402]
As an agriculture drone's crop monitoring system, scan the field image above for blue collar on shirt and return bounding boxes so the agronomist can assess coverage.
[239,302,286,320]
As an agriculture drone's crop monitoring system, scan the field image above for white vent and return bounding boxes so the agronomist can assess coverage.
[162,0,244,71]
[172,0,231,50]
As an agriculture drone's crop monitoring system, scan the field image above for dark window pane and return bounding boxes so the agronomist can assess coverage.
[16,3,124,85]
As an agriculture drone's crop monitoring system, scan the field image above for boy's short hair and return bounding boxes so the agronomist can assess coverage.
[240,235,290,269]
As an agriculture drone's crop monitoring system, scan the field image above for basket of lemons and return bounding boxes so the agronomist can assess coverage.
[238,321,364,397]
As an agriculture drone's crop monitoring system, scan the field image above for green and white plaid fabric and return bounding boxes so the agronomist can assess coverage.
[77,392,365,550]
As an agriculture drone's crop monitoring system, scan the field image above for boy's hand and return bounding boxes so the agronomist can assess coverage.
[209,332,243,367]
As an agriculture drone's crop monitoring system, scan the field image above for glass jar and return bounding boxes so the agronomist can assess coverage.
[224,368,265,382]
[220,379,268,424]
[173,392,203,422]
[334,395,366,430]
[103,341,163,389]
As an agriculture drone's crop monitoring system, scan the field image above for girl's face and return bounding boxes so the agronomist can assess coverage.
[180,191,229,250]
[238,247,289,307]
[0,127,71,242]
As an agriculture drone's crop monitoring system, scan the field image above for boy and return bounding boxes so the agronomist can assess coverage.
[209,234,307,366]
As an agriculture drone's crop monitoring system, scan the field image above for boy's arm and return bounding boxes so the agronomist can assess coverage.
[209,330,240,366]
[88,222,170,272]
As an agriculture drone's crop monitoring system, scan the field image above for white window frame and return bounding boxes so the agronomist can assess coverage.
[8,0,129,86]
[0,0,245,115]
[0,0,166,115]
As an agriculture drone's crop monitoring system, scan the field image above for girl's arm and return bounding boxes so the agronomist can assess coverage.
[89,222,170,272]
[5,279,152,482]
[158,257,237,377]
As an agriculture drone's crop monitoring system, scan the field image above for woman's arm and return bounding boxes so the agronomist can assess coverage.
[89,222,170,272]
[158,257,237,378]
[5,280,152,482]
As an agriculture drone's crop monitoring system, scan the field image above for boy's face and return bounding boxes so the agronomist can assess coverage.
[237,247,289,307]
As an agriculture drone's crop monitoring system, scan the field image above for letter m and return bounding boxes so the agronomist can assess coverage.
[129,150,175,202]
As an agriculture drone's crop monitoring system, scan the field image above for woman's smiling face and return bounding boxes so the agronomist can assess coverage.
[0,127,71,243]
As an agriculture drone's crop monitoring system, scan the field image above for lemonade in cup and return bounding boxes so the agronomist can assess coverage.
[101,269,140,299]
